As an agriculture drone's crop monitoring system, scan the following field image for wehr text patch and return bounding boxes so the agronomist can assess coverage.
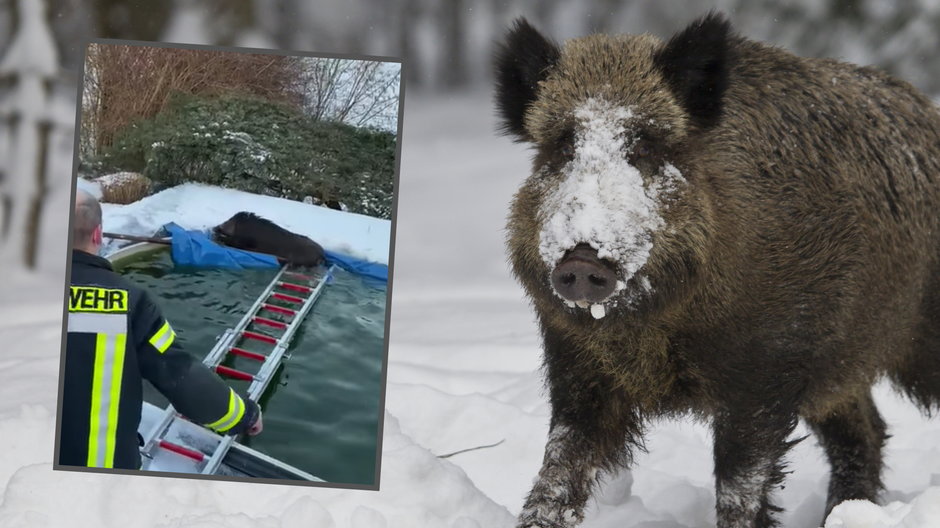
[68,287,128,313]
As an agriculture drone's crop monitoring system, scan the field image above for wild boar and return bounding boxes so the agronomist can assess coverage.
[494,12,940,528]
[212,211,325,267]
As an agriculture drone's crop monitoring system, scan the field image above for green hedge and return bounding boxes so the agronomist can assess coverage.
[95,94,396,219]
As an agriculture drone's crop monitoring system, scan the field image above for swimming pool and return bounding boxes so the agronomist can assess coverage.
[119,249,386,485]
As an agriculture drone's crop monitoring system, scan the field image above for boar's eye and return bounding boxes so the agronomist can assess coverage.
[629,139,656,163]
[557,129,576,160]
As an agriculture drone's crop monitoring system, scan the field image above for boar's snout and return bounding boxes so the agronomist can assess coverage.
[551,244,617,303]
[213,220,233,236]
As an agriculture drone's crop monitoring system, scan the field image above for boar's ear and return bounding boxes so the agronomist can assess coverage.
[654,12,732,129]
[494,18,561,142]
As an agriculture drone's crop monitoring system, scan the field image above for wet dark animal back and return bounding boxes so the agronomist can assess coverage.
[213,212,325,267]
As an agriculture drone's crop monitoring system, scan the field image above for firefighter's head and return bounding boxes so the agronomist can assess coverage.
[73,189,103,254]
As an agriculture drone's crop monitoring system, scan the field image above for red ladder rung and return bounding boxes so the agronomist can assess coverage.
[216,365,256,381]
[261,303,296,316]
[159,440,205,462]
[271,292,304,304]
[278,282,313,294]
[229,346,266,361]
[253,316,287,329]
[242,330,277,344]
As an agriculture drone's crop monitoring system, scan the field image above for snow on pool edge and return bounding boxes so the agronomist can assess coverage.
[99,183,391,265]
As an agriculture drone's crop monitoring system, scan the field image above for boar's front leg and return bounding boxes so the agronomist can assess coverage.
[804,392,887,517]
[713,405,800,528]
[518,328,643,528]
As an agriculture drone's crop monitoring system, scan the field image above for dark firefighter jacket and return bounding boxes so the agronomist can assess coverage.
[60,249,259,469]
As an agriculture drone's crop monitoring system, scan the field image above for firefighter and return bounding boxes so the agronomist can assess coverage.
[59,189,263,469]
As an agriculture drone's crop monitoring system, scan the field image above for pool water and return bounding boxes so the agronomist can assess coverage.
[120,250,386,485]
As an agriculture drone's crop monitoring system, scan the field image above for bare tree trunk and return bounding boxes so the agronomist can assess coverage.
[0,114,17,242]
[439,0,467,90]
[0,194,10,241]
[488,0,512,83]
[0,0,59,270]
[45,0,93,72]
[2,81,47,270]
[275,0,301,49]
[398,0,421,87]
[91,0,172,40]
[25,120,51,268]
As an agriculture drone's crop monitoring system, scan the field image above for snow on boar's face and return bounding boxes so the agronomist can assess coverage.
[496,16,729,322]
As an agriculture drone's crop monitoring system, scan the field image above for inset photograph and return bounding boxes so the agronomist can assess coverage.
[56,39,400,488]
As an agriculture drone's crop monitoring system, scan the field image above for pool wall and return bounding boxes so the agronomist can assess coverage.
[107,242,167,270]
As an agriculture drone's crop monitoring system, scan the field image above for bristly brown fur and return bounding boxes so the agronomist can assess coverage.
[495,12,940,528]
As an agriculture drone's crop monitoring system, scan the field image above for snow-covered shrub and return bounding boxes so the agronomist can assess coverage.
[96,172,151,204]
[94,94,396,218]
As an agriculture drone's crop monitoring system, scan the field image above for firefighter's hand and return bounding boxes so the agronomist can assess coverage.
[247,410,263,436]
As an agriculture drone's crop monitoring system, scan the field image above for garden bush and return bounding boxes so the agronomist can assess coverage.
[94,94,396,219]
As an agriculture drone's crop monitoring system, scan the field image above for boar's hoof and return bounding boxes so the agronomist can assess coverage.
[551,244,616,304]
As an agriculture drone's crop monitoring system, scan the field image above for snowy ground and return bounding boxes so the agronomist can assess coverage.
[0,92,939,527]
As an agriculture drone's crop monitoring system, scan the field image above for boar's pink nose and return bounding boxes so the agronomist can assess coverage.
[551,245,616,303]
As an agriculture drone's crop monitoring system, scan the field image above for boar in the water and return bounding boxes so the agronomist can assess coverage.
[213,212,325,267]
[494,12,940,528]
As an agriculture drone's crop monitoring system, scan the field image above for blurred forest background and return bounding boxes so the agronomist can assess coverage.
[1,0,939,271]
[4,0,935,93]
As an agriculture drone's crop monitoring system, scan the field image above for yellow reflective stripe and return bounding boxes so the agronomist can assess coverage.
[148,321,176,354]
[103,334,126,468]
[221,395,247,433]
[205,389,246,433]
[204,389,235,430]
[86,333,126,468]
[86,334,107,467]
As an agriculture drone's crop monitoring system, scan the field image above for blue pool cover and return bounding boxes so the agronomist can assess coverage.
[163,223,388,283]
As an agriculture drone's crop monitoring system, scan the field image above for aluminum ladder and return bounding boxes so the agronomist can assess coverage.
[140,264,335,477]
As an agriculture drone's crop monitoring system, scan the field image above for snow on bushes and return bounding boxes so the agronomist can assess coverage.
[91,94,395,219]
